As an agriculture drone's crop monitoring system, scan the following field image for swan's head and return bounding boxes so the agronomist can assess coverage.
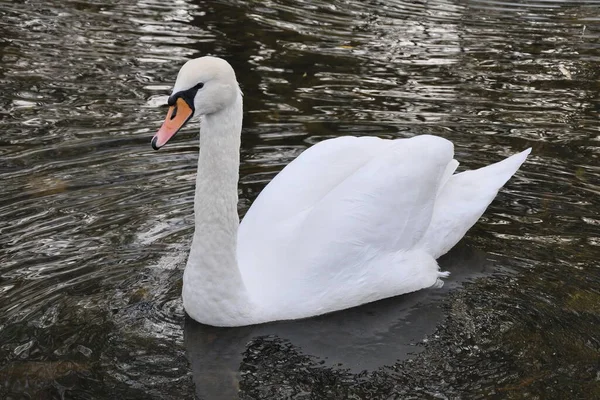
[151,56,239,150]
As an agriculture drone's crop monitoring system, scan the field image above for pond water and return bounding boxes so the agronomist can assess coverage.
[1,0,599,398]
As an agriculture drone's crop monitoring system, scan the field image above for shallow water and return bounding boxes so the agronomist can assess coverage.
[0,0,599,398]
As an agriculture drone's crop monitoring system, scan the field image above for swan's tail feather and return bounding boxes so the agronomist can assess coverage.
[437,159,459,197]
[419,148,531,259]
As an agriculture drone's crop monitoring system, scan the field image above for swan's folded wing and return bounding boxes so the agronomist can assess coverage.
[289,135,455,270]
[239,136,388,287]
[238,135,456,298]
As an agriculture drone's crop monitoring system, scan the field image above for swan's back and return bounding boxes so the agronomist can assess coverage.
[236,135,529,321]
[238,136,443,313]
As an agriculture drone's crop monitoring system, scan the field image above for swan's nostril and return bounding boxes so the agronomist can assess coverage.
[170,105,178,120]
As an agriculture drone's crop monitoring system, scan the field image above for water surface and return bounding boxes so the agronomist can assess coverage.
[1,0,599,399]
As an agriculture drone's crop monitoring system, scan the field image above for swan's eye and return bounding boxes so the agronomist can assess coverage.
[195,82,204,89]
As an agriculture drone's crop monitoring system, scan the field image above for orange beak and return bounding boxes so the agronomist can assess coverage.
[151,97,194,150]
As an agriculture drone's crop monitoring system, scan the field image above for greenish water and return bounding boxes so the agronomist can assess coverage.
[0,0,598,398]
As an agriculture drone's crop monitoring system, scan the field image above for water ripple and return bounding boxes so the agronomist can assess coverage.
[0,0,599,398]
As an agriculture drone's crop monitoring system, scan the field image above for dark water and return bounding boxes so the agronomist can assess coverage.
[1,0,599,398]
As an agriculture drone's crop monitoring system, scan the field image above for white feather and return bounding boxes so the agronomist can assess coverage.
[158,57,531,327]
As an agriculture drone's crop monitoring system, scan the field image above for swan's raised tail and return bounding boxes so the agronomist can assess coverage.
[419,148,531,259]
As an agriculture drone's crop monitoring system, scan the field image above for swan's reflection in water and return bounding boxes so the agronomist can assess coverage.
[185,245,492,399]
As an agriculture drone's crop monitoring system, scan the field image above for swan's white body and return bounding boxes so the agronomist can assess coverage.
[152,57,530,327]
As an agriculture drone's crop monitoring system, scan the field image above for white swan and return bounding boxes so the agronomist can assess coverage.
[151,56,530,327]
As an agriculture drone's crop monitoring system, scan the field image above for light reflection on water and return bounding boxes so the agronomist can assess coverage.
[0,0,599,398]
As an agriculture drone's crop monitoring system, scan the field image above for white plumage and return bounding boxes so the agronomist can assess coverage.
[151,56,530,327]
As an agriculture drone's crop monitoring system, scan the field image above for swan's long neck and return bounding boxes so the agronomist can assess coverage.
[182,92,253,326]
